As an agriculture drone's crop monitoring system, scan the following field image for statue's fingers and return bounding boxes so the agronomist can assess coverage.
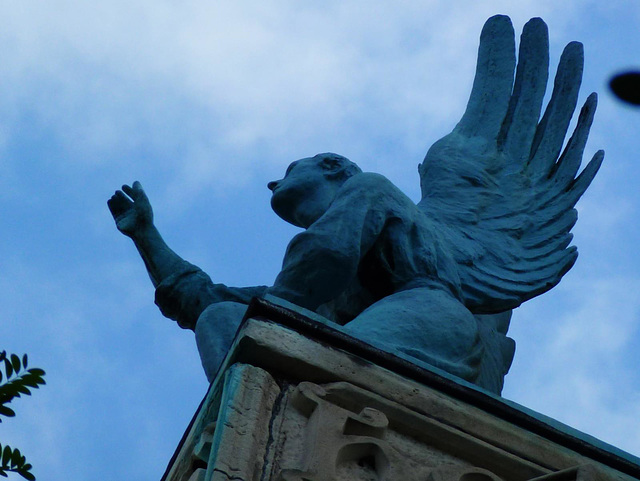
[500,18,549,163]
[552,93,598,188]
[121,183,134,197]
[107,190,133,217]
[528,41,583,181]
[107,196,117,216]
[124,181,150,203]
[455,15,516,140]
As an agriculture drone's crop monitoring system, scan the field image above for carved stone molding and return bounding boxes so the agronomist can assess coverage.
[272,381,510,480]
[162,315,639,481]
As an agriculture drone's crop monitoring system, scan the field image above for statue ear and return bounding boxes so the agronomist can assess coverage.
[320,155,347,181]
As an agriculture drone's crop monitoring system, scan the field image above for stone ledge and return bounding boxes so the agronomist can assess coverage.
[162,297,640,481]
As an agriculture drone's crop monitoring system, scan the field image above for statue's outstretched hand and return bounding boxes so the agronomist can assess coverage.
[108,181,154,239]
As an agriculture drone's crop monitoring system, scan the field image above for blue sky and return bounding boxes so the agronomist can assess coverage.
[1,1,639,479]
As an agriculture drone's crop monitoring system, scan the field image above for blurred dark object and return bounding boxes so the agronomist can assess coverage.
[609,71,640,106]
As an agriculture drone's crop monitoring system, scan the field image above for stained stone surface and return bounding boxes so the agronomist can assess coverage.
[161,299,640,481]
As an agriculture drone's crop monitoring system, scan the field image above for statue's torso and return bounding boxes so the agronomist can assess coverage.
[316,173,461,325]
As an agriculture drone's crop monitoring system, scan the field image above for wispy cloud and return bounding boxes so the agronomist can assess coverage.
[1,2,639,480]
[504,276,640,454]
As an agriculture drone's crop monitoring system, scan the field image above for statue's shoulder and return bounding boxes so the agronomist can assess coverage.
[340,172,401,197]
[337,173,414,213]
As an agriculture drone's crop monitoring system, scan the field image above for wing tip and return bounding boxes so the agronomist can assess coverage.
[575,149,605,187]
[563,40,585,61]
[522,17,548,36]
[483,14,514,38]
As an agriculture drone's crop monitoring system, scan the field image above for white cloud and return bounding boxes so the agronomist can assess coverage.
[2,2,640,479]
[0,0,604,197]
[504,276,640,455]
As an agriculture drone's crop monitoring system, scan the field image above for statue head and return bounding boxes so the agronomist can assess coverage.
[268,153,362,228]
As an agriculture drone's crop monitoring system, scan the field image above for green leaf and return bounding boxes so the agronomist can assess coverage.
[0,351,6,362]
[3,359,12,379]
[2,445,11,466]
[0,388,17,405]
[27,369,45,377]
[0,405,16,418]
[20,376,40,389]
[16,384,31,396]
[0,384,19,401]
[1,382,17,395]
[11,448,21,468]
[10,355,21,375]
[22,354,28,369]
[0,370,3,383]
[20,372,46,389]
[0,469,7,477]
[19,470,35,481]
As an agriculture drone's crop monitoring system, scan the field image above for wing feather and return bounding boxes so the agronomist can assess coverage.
[553,92,598,184]
[455,15,516,139]
[417,16,602,313]
[529,42,584,179]
[499,17,549,162]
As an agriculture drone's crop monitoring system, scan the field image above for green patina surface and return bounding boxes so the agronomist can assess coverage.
[109,16,602,396]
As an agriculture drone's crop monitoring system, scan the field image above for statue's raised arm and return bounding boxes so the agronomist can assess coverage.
[108,181,185,287]
[108,182,267,330]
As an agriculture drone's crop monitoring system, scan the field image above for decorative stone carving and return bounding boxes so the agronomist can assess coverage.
[185,469,206,481]
[276,382,400,480]
[161,313,639,481]
[191,423,216,471]
[528,465,604,481]
[272,380,521,480]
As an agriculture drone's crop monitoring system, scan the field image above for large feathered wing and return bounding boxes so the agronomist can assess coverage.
[417,15,604,314]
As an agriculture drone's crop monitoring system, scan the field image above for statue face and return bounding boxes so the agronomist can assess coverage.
[268,157,337,228]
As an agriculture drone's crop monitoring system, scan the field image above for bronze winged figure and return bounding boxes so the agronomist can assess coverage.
[109,16,602,394]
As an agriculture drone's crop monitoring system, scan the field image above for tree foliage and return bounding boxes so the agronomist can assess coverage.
[0,351,46,480]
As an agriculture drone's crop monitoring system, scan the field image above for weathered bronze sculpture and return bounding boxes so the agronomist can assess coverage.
[108,16,602,394]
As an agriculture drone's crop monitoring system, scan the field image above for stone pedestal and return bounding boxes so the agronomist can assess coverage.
[161,298,640,481]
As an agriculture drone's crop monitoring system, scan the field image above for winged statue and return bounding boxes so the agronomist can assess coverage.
[108,15,603,395]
